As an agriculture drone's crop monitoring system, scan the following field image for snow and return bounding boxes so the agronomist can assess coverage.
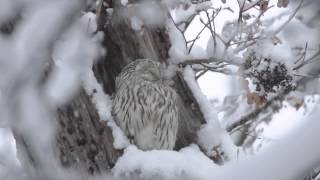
[77,12,129,149]
[217,102,320,180]
[130,16,143,31]
[260,95,318,141]
[83,67,130,149]
[167,20,188,63]
[183,67,220,128]
[171,1,212,25]
[113,100,320,180]
[0,128,19,167]
[121,0,128,6]
[113,145,219,180]
[280,20,320,50]
[206,36,230,61]
[124,1,166,28]
[183,66,237,159]
[80,12,98,33]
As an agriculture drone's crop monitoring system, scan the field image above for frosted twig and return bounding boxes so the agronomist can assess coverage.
[242,0,264,12]
[293,45,320,70]
[168,12,188,50]
[226,87,292,132]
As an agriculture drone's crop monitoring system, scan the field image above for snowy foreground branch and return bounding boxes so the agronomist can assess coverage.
[1,0,320,180]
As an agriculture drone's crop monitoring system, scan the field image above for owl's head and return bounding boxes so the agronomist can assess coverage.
[133,59,165,82]
[115,59,167,90]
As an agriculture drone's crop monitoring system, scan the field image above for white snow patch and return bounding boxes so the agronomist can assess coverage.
[167,21,188,63]
[183,67,220,128]
[215,102,320,180]
[124,2,166,28]
[80,12,97,33]
[171,1,212,25]
[183,67,237,158]
[45,13,100,106]
[206,37,231,62]
[121,0,128,6]
[113,145,219,179]
[83,67,130,149]
[130,16,143,31]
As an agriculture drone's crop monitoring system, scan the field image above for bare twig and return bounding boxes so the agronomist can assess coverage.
[226,87,292,132]
[188,7,224,54]
[196,69,209,79]
[204,9,221,54]
[199,18,226,45]
[179,57,241,67]
[294,42,308,64]
[243,0,264,12]
[293,45,320,70]
[187,17,213,53]
[168,12,188,50]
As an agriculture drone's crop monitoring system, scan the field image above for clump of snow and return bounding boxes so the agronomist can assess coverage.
[253,39,295,69]
[162,0,185,9]
[124,1,166,28]
[83,70,112,120]
[167,21,188,63]
[83,67,130,149]
[171,1,212,24]
[121,0,128,6]
[106,8,114,16]
[183,67,221,129]
[113,145,219,179]
[80,12,97,33]
[130,16,143,31]
[216,101,320,180]
[183,66,237,159]
[113,100,320,180]
[206,36,231,61]
[189,45,208,59]
[45,13,101,106]
[280,19,320,50]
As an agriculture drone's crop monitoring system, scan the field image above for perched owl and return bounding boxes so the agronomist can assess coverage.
[112,59,179,150]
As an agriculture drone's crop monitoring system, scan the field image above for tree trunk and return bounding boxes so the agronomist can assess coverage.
[14,0,206,176]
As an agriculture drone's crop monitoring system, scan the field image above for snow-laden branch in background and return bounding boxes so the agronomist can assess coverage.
[183,66,237,161]
[79,12,130,150]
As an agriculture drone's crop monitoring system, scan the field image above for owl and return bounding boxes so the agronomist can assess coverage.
[112,59,179,150]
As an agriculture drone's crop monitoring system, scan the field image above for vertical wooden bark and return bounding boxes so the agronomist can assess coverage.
[56,89,122,174]
[14,0,206,176]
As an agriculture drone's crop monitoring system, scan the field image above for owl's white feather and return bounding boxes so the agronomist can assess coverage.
[112,59,179,150]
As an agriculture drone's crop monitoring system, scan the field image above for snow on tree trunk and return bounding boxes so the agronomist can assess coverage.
[13,0,206,176]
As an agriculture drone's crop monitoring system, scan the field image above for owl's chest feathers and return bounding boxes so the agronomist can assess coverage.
[113,77,178,149]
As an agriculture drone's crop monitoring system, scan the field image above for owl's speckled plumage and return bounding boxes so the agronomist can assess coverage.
[112,59,179,150]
